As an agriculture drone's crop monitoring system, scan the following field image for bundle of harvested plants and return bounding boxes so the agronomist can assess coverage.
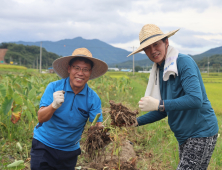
[85,114,111,159]
[109,100,138,127]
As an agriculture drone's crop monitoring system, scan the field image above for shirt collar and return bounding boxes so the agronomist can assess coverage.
[64,77,88,95]
[78,83,88,95]
[157,60,165,69]
[65,77,73,92]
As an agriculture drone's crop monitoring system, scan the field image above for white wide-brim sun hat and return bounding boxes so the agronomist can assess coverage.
[52,48,108,80]
[127,24,180,57]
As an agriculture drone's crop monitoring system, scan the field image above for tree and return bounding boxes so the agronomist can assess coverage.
[212,64,221,72]
[135,65,143,72]
[2,43,61,68]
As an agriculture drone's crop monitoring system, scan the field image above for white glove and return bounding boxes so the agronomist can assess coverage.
[138,96,159,112]
[52,91,65,109]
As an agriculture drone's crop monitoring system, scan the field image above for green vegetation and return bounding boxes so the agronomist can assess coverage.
[196,54,222,72]
[108,58,153,69]
[0,70,222,169]
[0,43,61,69]
[201,73,222,86]
[0,65,27,70]
[204,83,222,114]
[106,72,130,79]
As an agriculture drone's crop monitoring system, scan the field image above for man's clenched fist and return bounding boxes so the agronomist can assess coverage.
[52,91,65,109]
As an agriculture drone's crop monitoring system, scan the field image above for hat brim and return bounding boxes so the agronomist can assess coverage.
[52,55,108,80]
[127,29,180,57]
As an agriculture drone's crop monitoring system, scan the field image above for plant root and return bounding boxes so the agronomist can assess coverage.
[109,100,138,127]
[85,126,111,159]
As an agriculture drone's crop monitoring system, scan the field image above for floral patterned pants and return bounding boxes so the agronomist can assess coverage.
[177,134,218,170]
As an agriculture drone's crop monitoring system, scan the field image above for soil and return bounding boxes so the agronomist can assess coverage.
[109,100,139,127]
[84,140,138,170]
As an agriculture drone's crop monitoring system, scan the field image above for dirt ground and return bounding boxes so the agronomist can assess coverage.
[79,140,138,170]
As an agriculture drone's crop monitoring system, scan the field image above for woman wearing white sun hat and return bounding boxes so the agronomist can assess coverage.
[30,48,108,170]
[128,24,218,169]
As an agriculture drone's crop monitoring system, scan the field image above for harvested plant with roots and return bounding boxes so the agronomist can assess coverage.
[85,114,111,159]
[109,100,139,127]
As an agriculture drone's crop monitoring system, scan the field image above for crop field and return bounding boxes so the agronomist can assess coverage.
[0,70,222,169]
[105,72,130,79]
[0,65,27,71]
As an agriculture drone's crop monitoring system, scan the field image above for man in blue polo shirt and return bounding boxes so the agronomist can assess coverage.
[30,48,108,170]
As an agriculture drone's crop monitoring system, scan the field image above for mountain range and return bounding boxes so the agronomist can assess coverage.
[191,46,222,61]
[11,37,222,68]
[12,37,152,66]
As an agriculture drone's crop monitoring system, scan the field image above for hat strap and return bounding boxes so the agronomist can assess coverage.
[140,34,163,44]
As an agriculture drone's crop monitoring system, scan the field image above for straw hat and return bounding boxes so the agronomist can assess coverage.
[127,24,179,57]
[52,48,108,80]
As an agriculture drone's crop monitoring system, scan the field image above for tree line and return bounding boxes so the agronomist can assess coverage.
[120,55,222,72]
[196,54,222,72]
[1,43,222,72]
[0,43,61,69]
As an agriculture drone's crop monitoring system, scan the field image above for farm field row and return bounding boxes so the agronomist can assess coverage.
[0,71,221,169]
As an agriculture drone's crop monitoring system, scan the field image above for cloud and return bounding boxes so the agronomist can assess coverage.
[110,27,222,55]
[158,0,210,12]
[170,29,217,47]
[0,0,221,55]
[111,39,141,52]
[195,34,222,41]
[0,0,139,42]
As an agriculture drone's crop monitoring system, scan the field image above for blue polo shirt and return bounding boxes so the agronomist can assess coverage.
[33,77,103,151]
[137,54,218,145]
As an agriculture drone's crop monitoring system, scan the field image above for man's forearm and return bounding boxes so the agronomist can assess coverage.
[38,104,56,123]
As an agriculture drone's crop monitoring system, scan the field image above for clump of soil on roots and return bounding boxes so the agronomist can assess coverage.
[82,101,139,170]
[85,126,111,159]
[109,100,139,127]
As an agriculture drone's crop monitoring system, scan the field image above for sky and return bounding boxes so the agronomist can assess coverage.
[0,0,222,55]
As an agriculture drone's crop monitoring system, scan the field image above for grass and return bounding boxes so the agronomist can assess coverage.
[0,65,27,70]
[205,83,222,114]
[126,74,148,108]
[0,68,43,75]
[106,71,130,79]
[131,115,222,169]
[0,70,222,170]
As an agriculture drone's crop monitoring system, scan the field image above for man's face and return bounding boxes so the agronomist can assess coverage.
[68,60,92,92]
[143,39,169,65]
